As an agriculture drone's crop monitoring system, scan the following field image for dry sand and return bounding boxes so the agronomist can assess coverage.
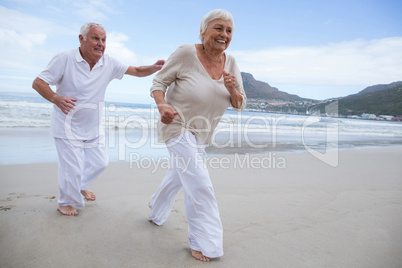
[1,147,402,267]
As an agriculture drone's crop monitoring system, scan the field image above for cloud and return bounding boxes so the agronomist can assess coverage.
[0,6,73,36]
[231,37,402,91]
[0,6,49,51]
[0,29,47,50]
[0,6,75,72]
[0,5,74,51]
[106,32,138,65]
[72,0,119,21]
[106,32,169,67]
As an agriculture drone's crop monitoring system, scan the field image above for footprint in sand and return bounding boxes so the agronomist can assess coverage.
[0,205,14,211]
[8,193,56,200]
[0,194,56,211]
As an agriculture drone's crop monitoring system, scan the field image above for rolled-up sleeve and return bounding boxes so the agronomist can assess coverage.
[231,59,247,112]
[150,46,185,98]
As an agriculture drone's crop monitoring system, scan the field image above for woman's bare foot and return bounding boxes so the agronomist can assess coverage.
[191,249,211,262]
[81,190,96,201]
[148,219,160,226]
[57,206,78,216]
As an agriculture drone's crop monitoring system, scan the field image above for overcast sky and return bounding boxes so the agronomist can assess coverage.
[1,0,401,103]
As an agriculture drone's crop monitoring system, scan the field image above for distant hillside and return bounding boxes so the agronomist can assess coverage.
[241,72,306,101]
[312,84,402,116]
[355,81,402,95]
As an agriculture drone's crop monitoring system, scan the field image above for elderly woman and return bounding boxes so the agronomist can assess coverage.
[148,9,246,262]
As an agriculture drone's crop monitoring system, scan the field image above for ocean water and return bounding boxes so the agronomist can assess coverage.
[1,92,402,165]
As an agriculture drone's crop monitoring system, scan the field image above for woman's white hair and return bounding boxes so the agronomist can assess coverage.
[80,22,106,41]
[199,9,235,43]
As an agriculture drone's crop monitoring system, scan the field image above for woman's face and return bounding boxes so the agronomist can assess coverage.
[202,19,233,53]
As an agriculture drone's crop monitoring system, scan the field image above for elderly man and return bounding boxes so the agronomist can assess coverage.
[32,22,164,216]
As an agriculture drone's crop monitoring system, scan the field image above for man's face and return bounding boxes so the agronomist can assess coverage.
[79,26,106,63]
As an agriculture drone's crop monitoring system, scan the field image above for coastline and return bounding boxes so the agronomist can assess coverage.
[1,147,401,267]
[1,126,402,165]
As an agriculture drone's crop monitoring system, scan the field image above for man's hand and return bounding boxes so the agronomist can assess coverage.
[53,95,77,115]
[125,59,165,77]
[153,60,165,72]
[32,77,77,115]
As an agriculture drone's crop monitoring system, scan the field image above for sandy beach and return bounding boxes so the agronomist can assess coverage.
[1,147,402,267]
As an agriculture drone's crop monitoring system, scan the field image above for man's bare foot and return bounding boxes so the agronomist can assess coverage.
[81,190,96,201]
[57,206,78,216]
[191,249,211,262]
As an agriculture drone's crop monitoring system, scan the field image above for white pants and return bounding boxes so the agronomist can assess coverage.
[54,136,108,207]
[149,131,223,258]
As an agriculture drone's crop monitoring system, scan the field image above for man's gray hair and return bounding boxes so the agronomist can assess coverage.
[80,22,106,41]
[199,9,235,43]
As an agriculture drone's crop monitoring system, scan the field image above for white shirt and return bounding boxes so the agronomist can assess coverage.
[151,44,247,145]
[39,48,128,140]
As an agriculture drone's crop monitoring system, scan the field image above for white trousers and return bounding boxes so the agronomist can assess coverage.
[54,136,108,207]
[149,131,223,258]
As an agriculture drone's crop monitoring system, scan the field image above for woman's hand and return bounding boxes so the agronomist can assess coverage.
[222,69,243,109]
[223,69,236,93]
[152,90,178,124]
[158,105,178,124]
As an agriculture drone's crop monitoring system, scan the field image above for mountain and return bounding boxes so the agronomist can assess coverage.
[241,72,306,101]
[240,72,402,116]
[340,85,402,115]
[355,81,402,95]
[311,83,402,116]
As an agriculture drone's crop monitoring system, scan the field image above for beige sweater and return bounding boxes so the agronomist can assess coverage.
[151,44,247,145]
